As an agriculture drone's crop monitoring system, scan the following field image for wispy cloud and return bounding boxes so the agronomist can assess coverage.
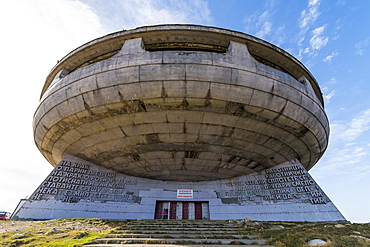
[295,0,330,61]
[243,3,286,46]
[299,0,321,30]
[331,109,370,142]
[324,90,335,103]
[355,38,369,56]
[310,25,329,50]
[313,109,370,177]
[81,0,213,32]
[323,50,339,63]
[0,0,108,212]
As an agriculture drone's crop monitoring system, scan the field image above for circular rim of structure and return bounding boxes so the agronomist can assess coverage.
[40,24,324,106]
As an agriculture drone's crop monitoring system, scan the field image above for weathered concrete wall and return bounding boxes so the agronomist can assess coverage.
[13,155,345,222]
[33,25,329,182]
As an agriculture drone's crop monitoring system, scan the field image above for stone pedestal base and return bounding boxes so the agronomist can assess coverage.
[13,155,345,222]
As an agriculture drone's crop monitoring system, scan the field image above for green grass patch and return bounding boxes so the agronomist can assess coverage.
[246,222,370,247]
[1,230,106,247]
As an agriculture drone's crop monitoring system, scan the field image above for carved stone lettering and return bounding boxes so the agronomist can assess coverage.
[30,160,140,203]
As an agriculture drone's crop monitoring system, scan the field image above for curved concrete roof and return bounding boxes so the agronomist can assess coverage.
[40,24,324,106]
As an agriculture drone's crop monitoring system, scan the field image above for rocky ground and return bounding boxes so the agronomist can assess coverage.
[0,219,116,234]
[0,219,370,246]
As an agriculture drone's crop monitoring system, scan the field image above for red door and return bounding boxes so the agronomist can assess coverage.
[182,202,189,219]
[195,202,202,219]
[154,202,163,219]
[170,202,177,219]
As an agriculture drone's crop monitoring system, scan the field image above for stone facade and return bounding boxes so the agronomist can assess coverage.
[14,155,345,221]
[14,25,344,221]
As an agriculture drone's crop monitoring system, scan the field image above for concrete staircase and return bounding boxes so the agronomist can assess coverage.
[84,220,274,246]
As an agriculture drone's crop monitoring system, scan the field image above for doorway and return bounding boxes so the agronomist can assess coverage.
[154,201,209,220]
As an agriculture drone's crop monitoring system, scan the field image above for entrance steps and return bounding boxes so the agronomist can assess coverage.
[84,220,274,246]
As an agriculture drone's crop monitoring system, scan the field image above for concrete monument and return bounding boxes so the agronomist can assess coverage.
[13,25,345,221]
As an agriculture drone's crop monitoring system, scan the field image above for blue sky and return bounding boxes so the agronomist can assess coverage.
[1,0,369,222]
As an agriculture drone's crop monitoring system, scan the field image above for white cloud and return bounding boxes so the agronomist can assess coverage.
[331,109,370,142]
[310,26,329,50]
[315,109,370,177]
[323,50,339,63]
[0,0,215,214]
[0,0,108,214]
[314,109,370,176]
[355,38,369,56]
[329,77,337,84]
[256,21,273,39]
[324,90,335,103]
[299,0,321,29]
[81,0,212,31]
[243,4,285,45]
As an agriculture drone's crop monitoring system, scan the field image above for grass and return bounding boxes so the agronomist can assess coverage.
[0,219,123,247]
[244,221,370,247]
[1,230,105,247]
[1,219,370,246]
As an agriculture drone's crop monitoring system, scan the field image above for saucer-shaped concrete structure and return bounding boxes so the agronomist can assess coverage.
[34,24,328,182]
[14,25,345,222]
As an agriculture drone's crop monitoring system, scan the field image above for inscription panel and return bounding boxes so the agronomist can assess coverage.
[218,161,329,205]
[30,159,140,204]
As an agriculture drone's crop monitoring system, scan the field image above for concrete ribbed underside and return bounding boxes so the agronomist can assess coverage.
[33,38,328,181]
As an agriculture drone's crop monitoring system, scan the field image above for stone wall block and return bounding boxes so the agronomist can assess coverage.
[97,57,117,72]
[115,38,146,56]
[42,90,67,114]
[39,107,62,130]
[117,83,143,101]
[51,138,70,159]
[81,90,106,109]
[249,90,287,113]
[186,81,210,98]
[113,114,134,127]
[255,62,290,83]
[63,81,80,100]
[72,75,98,96]
[140,64,186,81]
[231,69,257,87]
[163,80,186,98]
[95,128,125,142]
[184,111,204,123]
[186,64,231,84]
[97,66,139,88]
[152,122,183,134]
[209,83,231,101]
[212,41,256,71]
[73,122,103,138]
[166,110,186,123]
[97,117,120,131]
[135,124,156,136]
[33,104,46,129]
[272,80,303,106]
[97,86,122,105]
[54,101,73,119]
[228,85,254,104]
[163,50,212,65]
[60,129,83,145]
[157,133,171,143]
[139,81,163,99]
[184,123,201,134]
[131,111,166,125]
[121,52,163,67]
[33,124,47,145]
[79,63,100,79]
